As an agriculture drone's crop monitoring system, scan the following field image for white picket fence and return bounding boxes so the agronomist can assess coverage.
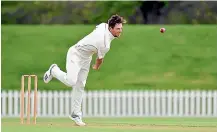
[1,90,217,118]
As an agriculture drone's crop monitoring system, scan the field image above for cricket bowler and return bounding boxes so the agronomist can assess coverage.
[43,14,126,126]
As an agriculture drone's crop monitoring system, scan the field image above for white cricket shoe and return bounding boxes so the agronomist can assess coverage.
[69,114,86,126]
[43,64,57,83]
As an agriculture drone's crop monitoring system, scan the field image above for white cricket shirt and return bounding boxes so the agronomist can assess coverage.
[74,23,116,59]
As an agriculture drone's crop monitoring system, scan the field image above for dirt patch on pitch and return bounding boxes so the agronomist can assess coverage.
[85,123,216,131]
[2,122,217,132]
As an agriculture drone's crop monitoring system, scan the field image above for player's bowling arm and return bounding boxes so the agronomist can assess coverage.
[92,58,103,70]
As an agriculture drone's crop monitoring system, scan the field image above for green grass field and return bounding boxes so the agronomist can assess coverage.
[2,118,217,132]
[1,25,217,91]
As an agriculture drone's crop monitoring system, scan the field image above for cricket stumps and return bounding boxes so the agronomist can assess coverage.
[20,75,38,124]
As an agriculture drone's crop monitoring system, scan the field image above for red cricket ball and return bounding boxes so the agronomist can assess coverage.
[160,28,166,33]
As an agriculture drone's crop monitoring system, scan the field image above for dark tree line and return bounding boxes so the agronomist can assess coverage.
[2,1,216,24]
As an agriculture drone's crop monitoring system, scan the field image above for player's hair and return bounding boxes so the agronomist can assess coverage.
[108,14,126,28]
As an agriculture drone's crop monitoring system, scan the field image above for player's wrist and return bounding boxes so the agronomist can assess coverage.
[92,64,100,70]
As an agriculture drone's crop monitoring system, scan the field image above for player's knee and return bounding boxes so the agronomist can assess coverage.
[65,83,72,87]
[66,77,77,87]
[68,80,77,87]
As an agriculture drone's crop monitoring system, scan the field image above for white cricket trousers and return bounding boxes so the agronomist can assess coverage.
[52,45,92,117]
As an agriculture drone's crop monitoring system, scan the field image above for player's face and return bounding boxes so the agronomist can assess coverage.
[109,23,123,37]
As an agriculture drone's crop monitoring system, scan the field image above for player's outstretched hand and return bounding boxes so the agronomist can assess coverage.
[92,64,99,70]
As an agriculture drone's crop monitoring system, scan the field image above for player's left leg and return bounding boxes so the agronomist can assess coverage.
[69,59,91,126]
[43,46,81,86]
